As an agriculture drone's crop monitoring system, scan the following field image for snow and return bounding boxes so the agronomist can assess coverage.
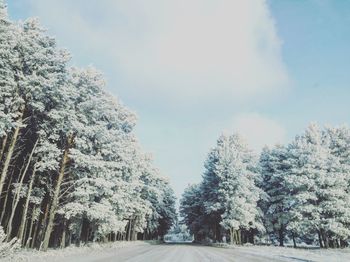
[233,245,350,262]
[2,241,152,262]
[4,243,350,262]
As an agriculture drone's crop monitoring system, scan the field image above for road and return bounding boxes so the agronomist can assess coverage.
[60,243,309,262]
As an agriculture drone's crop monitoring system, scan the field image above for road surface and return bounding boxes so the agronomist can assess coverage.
[58,243,310,262]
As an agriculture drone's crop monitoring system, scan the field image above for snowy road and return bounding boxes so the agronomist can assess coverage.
[46,244,308,262]
[7,242,350,262]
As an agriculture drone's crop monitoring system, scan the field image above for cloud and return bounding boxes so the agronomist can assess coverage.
[231,113,287,151]
[26,0,289,106]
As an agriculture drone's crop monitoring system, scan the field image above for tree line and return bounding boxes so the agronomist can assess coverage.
[180,124,350,248]
[0,1,176,251]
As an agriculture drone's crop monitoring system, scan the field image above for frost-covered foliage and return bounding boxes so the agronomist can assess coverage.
[181,125,350,248]
[0,0,176,251]
[181,134,263,244]
[260,123,350,248]
[259,145,293,246]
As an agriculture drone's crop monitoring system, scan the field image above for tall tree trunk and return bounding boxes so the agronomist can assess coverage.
[25,207,36,248]
[60,220,66,249]
[32,203,50,248]
[42,134,73,251]
[31,220,39,249]
[75,220,83,247]
[6,139,38,241]
[0,172,13,224]
[0,108,24,198]
[18,164,37,241]
[0,134,7,163]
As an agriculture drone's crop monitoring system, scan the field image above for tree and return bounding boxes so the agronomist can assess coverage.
[285,124,350,248]
[0,0,21,198]
[259,145,292,246]
[183,133,264,244]
[180,184,206,241]
[213,134,263,244]
[0,3,176,250]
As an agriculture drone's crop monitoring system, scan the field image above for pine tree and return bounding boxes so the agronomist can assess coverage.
[285,124,350,248]
[259,145,292,246]
[180,184,207,241]
[201,133,263,244]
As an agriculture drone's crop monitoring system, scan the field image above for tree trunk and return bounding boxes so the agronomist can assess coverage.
[31,220,39,249]
[75,220,83,247]
[321,229,329,248]
[60,220,66,249]
[18,164,37,241]
[248,229,254,244]
[0,134,7,163]
[127,219,132,241]
[33,201,49,249]
[6,139,38,241]
[25,207,36,248]
[318,230,323,248]
[279,226,284,247]
[292,233,297,248]
[131,218,136,241]
[0,108,24,198]
[42,134,73,251]
[233,230,238,245]
[238,229,242,245]
[0,172,13,224]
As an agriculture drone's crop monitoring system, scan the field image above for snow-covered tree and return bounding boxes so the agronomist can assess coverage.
[259,145,293,246]
[180,184,207,241]
[208,134,263,244]
[0,1,176,250]
[182,133,263,244]
[285,124,350,248]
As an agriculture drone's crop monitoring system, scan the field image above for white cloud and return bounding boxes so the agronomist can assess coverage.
[231,113,287,151]
[26,0,289,105]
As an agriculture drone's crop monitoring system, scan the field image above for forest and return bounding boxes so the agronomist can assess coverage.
[0,1,176,253]
[180,125,350,248]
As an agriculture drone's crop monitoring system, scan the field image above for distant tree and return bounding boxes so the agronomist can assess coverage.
[180,184,206,241]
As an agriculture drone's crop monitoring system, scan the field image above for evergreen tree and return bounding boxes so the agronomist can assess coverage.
[259,145,292,246]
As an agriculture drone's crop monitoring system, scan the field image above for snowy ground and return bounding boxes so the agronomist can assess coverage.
[2,242,350,262]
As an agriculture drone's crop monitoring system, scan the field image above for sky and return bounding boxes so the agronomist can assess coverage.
[7,0,350,199]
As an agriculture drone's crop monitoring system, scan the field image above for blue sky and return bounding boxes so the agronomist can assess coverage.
[7,0,350,199]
